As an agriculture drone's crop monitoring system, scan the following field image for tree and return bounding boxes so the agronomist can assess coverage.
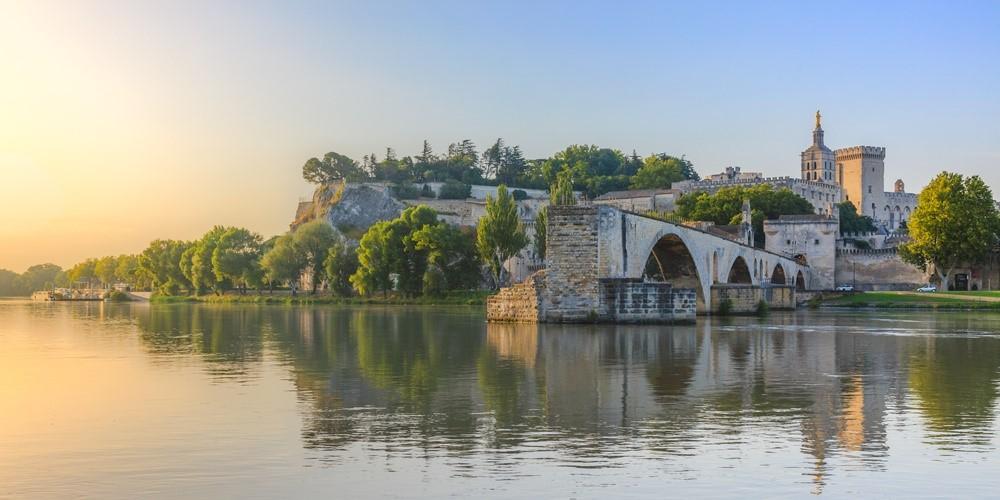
[212,227,264,294]
[497,145,527,186]
[302,151,363,185]
[413,222,482,295]
[630,155,689,189]
[94,255,118,285]
[351,206,440,297]
[323,242,359,297]
[66,259,98,287]
[477,185,528,287]
[837,201,876,234]
[187,226,230,295]
[13,264,62,294]
[292,220,340,294]
[675,185,814,247]
[0,269,19,296]
[260,234,306,295]
[550,168,576,206]
[115,255,143,289]
[900,172,1000,289]
[534,206,548,261]
[139,240,191,294]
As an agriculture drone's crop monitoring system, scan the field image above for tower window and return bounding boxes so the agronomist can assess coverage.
[868,185,872,193]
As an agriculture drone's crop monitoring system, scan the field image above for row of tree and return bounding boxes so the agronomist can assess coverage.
[302,141,700,199]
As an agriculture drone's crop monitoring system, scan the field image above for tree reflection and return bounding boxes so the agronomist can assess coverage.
[909,336,1000,444]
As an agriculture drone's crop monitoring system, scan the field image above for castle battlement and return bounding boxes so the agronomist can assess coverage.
[883,191,916,202]
[834,145,886,160]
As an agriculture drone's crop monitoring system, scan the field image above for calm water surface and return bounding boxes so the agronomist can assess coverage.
[2,300,1000,498]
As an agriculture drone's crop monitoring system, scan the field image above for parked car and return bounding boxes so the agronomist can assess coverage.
[835,285,855,292]
[916,285,937,292]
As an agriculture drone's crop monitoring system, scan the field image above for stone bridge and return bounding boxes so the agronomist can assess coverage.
[488,205,811,323]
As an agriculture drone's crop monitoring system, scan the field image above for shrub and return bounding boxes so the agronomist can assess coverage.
[756,299,770,316]
[512,189,529,201]
[717,298,733,316]
[438,181,471,199]
[106,290,131,302]
[421,184,435,198]
[392,183,420,200]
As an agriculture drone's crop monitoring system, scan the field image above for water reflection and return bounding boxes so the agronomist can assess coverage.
[114,305,1000,487]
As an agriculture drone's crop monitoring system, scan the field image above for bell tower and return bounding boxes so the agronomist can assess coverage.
[801,110,836,184]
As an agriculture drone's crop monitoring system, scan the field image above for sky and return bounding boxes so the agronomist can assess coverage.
[1,0,998,272]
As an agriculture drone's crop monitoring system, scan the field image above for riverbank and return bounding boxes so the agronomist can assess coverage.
[150,290,492,306]
[822,291,1000,310]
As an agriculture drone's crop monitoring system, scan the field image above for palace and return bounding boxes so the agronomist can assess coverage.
[672,111,918,232]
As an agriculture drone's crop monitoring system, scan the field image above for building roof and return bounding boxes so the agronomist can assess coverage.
[594,188,678,201]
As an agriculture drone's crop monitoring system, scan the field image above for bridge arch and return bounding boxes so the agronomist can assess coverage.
[795,271,806,291]
[642,233,707,312]
[772,264,787,285]
[727,256,752,284]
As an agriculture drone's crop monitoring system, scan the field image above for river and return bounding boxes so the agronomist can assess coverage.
[2,300,999,498]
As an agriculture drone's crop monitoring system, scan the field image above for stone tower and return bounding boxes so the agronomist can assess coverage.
[835,146,886,219]
[801,110,836,184]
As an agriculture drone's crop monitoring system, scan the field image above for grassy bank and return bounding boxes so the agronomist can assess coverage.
[822,291,1000,310]
[150,290,492,306]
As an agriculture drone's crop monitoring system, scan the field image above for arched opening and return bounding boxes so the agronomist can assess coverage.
[795,271,806,291]
[644,234,706,311]
[771,264,787,285]
[727,256,752,284]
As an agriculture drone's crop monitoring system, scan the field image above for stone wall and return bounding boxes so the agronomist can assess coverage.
[711,285,796,313]
[601,279,696,323]
[543,205,602,322]
[835,249,926,290]
[486,271,544,322]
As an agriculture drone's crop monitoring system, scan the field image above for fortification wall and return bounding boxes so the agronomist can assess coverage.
[835,250,926,290]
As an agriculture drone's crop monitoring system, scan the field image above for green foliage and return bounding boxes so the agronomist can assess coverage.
[351,206,441,297]
[260,234,306,293]
[755,299,770,316]
[212,227,264,294]
[420,184,435,198]
[1,264,62,295]
[900,172,1000,287]
[533,206,548,261]
[438,181,471,199]
[391,182,420,200]
[511,189,528,201]
[293,220,341,293]
[302,151,363,185]
[717,298,733,316]
[675,184,814,247]
[0,269,19,296]
[477,185,529,287]
[837,201,876,234]
[323,242,359,296]
[413,223,482,295]
[185,226,230,295]
[629,155,692,189]
[550,168,576,206]
[139,239,191,295]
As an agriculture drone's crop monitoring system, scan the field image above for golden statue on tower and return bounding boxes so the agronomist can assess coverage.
[815,110,822,129]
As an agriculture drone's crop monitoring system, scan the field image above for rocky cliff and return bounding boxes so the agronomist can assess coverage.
[292,182,405,238]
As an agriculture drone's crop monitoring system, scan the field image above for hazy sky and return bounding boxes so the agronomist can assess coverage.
[2,1,998,272]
